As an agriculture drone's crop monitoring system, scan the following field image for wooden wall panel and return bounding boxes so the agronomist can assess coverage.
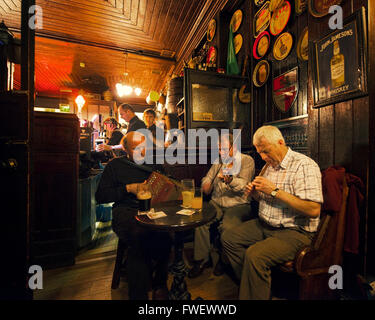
[248,0,372,276]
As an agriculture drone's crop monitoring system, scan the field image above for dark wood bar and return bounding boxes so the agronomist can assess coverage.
[0,0,374,303]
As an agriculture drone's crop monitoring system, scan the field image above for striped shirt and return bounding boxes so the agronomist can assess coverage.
[202,153,255,208]
[258,148,323,232]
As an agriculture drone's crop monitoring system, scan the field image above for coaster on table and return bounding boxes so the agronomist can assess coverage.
[147,211,167,219]
[176,209,195,216]
[138,208,154,216]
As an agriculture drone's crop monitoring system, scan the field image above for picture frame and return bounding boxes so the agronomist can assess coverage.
[311,7,367,108]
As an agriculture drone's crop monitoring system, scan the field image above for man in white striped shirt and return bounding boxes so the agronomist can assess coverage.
[222,125,323,300]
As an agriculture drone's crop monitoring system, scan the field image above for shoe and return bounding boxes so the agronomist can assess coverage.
[152,286,169,300]
[188,259,212,278]
[213,259,225,276]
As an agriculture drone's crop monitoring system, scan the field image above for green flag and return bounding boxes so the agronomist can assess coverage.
[226,25,240,75]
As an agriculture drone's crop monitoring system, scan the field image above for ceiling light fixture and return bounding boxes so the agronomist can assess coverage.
[116,52,141,97]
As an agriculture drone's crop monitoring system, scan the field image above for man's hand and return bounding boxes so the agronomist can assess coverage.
[97,144,112,152]
[251,176,277,195]
[126,183,139,195]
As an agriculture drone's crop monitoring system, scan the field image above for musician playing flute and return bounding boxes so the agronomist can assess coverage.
[222,125,323,300]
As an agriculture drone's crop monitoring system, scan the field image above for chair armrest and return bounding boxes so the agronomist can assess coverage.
[294,245,330,277]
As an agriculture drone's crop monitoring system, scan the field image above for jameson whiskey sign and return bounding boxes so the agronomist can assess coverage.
[312,8,367,108]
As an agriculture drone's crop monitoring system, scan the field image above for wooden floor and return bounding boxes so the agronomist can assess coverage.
[33,228,239,300]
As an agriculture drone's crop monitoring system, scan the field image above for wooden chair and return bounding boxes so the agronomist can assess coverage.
[277,177,349,300]
[111,239,128,289]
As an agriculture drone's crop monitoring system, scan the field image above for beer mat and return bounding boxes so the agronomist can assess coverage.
[176,209,195,216]
[138,208,154,216]
[147,211,167,219]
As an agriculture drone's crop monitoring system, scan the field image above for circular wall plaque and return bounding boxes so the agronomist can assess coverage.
[253,31,270,59]
[253,60,270,87]
[309,0,341,17]
[273,32,293,60]
[254,1,271,38]
[270,1,291,36]
[207,19,216,42]
[234,34,243,54]
[230,10,243,33]
[296,27,308,61]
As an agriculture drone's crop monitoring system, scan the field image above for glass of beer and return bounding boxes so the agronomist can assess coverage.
[181,179,195,208]
[192,188,203,211]
[137,183,152,212]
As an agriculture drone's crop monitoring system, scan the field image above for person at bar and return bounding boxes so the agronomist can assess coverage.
[96,117,124,158]
[143,108,164,148]
[188,132,255,278]
[143,108,157,136]
[119,103,147,133]
[95,131,171,300]
[222,125,323,300]
[97,103,146,154]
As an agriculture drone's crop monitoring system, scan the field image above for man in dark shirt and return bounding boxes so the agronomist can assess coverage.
[95,131,171,300]
[96,117,124,159]
[119,103,146,132]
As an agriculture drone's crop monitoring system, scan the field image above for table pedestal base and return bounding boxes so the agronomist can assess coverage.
[168,232,191,300]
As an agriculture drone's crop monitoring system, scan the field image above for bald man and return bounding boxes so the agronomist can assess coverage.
[95,131,171,300]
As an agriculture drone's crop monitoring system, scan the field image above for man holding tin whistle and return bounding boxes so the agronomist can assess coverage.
[222,125,323,300]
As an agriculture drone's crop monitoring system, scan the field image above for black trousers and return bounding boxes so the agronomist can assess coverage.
[112,206,172,300]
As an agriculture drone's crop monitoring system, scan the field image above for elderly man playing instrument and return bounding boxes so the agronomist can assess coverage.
[222,125,323,300]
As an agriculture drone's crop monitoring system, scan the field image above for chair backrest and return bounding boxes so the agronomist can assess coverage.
[303,176,349,269]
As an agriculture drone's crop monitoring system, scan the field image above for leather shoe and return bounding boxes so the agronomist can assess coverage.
[152,286,169,300]
[188,259,212,278]
[213,259,225,276]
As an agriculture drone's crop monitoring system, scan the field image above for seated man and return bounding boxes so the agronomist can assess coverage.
[188,133,255,278]
[95,131,171,300]
[222,125,323,300]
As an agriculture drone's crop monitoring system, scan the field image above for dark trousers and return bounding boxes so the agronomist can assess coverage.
[112,207,172,300]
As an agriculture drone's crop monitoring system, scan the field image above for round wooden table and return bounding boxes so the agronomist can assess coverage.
[135,200,216,300]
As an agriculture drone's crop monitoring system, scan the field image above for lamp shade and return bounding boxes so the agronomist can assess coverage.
[146,91,160,105]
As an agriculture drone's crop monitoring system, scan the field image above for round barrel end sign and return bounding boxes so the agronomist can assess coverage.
[253,31,271,59]
[253,60,270,87]
[270,1,291,36]
[273,32,293,60]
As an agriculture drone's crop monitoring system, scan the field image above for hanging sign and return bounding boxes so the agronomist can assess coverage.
[230,10,243,33]
[253,31,270,59]
[269,1,291,36]
[273,32,293,60]
[234,34,243,54]
[296,27,308,61]
[309,0,341,17]
[254,1,271,38]
[253,60,270,87]
[272,67,299,112]
[207,19,216,42]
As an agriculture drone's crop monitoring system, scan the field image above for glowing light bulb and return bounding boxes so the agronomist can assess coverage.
[135,88,142,96]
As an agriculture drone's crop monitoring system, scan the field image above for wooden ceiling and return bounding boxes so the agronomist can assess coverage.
[1,0,227,104]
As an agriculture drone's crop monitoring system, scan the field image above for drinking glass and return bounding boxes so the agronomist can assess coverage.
[137,183,152,212]
[191,188,203,211]
[181,179,195,208]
